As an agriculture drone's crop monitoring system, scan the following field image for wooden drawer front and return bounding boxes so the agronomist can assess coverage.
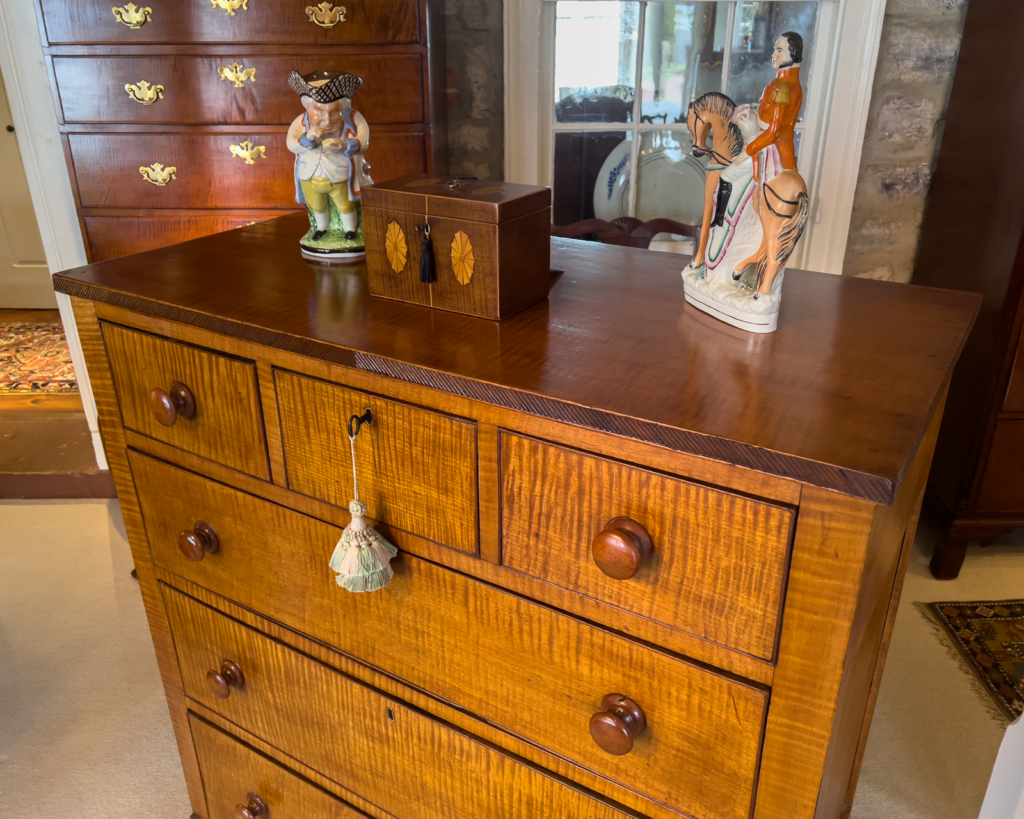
[275,370,477,553]
[170,589,635,819]
[501,434,793,660]
[105,324,269,479]
[191,716,366,819]
[84,213,293,262]
[40,0,419,45]
[70,132,427,209]
[54,55,425,125]
[136,453,765,819]
[976,420,1024,511]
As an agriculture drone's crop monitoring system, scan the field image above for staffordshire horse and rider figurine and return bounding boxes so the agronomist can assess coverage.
[682,31,811,333]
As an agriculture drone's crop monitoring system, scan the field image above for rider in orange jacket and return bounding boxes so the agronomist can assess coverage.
[746,31,803,181]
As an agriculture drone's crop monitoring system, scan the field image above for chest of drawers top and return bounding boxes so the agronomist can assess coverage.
[55,213,978,503]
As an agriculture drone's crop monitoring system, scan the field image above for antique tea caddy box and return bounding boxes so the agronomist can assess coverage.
[363,174,552,320]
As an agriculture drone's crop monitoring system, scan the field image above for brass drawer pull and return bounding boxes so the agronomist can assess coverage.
[179,521,220,562]
[206,659,243,699]
[306,2,347,27]
[234,793,267,819]
[591,517,652,579]
[139,163,176,186]
[211,0,249,15]
[230,140,266,164]
[218,62,256,88]
[125,80,164,105]
[112,3,152,29]
[590,694,646,755]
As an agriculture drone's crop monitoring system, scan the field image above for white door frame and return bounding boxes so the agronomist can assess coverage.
[0,1,105,470]
[505,0,887,275]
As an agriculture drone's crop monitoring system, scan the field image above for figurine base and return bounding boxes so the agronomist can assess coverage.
[300,244,366,264]
[682,264,782,334]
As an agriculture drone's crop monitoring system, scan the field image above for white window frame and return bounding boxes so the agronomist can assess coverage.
[505,0,887,274]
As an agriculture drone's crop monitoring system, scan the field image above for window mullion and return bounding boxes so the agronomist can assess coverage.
[627,1,646,219]
[721,1,737,97]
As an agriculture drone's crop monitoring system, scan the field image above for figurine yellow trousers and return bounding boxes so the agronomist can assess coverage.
[301,176,359,237]
[301,176,356,216]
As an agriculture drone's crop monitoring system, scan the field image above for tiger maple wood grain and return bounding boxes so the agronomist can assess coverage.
[171,571,699,819]
[71,300,209,818]
[169,588,638,819]
[58,227,976,819]
[102,322,269,479]
[55,220,979,500]
[124,423,771,684]
[191,717,365,819]
[138,454,765,819]
[275,370,478,554]
[502,434,793,659]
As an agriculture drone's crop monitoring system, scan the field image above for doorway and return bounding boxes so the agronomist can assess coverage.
[0,66,53,309]
[0,68,111,497]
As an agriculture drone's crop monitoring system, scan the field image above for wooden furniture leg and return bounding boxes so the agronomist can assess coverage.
[930,533,969,579]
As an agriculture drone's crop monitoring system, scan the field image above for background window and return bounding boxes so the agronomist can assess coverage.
[550,0,819,236]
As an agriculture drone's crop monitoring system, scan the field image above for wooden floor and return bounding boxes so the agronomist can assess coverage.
[0,309,114,498]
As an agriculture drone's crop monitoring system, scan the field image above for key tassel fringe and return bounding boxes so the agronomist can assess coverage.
[328,414,398,592]
[329,499,398,592]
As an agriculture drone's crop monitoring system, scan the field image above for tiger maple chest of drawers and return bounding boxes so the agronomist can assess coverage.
[54,215,979,819]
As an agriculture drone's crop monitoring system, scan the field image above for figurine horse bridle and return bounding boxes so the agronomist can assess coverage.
[689,109,737,168]
[691,107,800,218]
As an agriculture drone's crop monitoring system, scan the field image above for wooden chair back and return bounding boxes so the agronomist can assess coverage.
[550,217,699,249]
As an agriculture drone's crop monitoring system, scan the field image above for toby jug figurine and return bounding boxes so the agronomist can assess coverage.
[287,70,372,262]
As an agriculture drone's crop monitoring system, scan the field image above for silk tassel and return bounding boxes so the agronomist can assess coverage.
[328,426,398,593]
[417,224,436,283]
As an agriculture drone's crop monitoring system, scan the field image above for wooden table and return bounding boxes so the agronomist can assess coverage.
[55,214,979,819]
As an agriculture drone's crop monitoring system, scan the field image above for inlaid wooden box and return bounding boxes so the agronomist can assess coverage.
[363,174,552,320]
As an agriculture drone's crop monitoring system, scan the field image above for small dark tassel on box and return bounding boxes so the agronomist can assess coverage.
[416,224,436,284]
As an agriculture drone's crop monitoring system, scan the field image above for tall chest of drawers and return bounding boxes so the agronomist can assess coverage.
[54,217,978,819]
[34,0,446,262]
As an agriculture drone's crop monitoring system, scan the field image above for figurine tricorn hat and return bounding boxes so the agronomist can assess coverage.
[288,70,362,104]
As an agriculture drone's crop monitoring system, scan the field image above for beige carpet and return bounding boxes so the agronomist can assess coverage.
[0,500,190,818]
[851,517,1024,819]
[0,499,1020,819]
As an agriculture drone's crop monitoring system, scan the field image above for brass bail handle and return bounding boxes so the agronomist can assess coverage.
[447,176,478,189]
[347,408,373,439]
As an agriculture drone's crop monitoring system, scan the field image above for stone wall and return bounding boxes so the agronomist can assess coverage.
[442,0,969,272]
[841,0,968,283]
[444,0,505,179]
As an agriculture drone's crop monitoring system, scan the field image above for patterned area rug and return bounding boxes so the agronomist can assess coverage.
[0,323,78,394]
[924,600,1024,721]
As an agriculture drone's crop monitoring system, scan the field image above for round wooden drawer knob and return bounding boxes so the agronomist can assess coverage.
[207,659,245,700]
[589,694,646,755]
[178,521,220,562]
[149,381,196,427]
[234,793,268,819]
[591,517,653,579]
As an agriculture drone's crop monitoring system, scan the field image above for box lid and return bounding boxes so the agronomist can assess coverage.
[362,173,551,224]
